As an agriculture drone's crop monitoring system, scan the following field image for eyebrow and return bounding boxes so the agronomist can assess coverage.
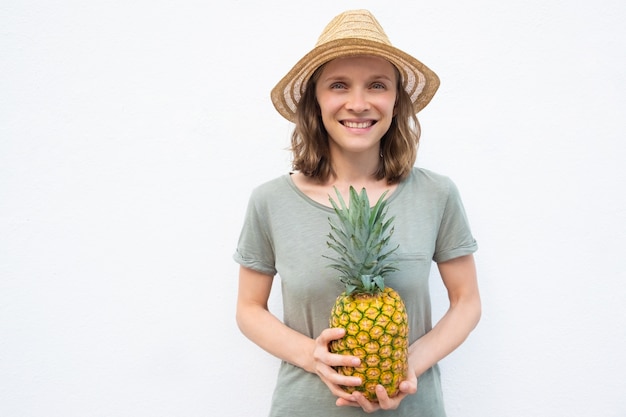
[320,73,395,83]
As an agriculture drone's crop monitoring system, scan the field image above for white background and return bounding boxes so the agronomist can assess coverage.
[2,0,625,416]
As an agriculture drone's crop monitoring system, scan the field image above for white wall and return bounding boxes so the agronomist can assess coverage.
[2,1,625,416]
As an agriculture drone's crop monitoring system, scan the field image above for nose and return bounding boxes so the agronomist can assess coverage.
[346,88,370,113]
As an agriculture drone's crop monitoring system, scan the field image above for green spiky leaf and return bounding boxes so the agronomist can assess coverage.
[323,186,399,295]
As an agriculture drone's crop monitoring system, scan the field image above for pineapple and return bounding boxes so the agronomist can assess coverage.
[325,186,409,402]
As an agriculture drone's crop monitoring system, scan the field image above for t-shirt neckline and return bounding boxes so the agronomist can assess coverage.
[283,171,409,213]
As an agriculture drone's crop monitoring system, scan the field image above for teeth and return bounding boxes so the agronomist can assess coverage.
[343,121,372,128]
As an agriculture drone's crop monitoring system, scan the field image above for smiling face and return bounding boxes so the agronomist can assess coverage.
[315,55,398,158]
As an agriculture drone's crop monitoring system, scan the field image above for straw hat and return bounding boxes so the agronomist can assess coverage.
[271,9,440,122]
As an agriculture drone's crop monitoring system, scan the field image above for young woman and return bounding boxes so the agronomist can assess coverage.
[234,10,481,416]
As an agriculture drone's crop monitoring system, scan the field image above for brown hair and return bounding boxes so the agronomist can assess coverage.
[289,63,420,184]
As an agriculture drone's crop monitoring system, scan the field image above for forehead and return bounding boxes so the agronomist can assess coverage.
[320,55,398,77]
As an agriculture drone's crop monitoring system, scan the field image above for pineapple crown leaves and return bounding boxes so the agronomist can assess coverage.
[324,186,399,296]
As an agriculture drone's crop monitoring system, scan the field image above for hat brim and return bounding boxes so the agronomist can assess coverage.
[271,38,440,122]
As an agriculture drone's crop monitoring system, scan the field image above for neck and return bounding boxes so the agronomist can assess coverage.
[328,148,380,187]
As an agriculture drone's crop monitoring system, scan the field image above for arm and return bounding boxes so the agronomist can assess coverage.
[235,265,362,398]
[235,265,313,370]
[410,253,482,376]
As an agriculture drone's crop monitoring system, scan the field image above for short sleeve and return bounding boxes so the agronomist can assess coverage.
[233,188,277,277]
[433,179,478,263]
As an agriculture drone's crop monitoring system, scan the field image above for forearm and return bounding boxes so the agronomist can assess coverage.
[410,254,481,377]
[409,294,481,377]
[236,301,316,373]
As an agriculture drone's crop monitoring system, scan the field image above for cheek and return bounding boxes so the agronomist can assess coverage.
[316,101,335,130]
[383,95,398,115]
[317,94,342,114]
[369,92,396,114]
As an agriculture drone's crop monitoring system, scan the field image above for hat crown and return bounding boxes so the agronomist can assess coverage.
[315,9,392,47]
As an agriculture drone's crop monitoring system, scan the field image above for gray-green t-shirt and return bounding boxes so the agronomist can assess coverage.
[234,167,477,417]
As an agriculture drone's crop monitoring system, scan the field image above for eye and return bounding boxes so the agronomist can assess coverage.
[330,82,347,90]
[371,82,387,90]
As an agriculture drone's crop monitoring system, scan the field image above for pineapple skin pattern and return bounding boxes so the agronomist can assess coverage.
[329,287,409,401]
[325,187,409,402]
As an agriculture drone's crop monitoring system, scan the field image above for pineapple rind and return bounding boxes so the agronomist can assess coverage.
[329,288,409,402]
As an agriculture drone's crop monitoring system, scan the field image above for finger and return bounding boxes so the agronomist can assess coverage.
[317,327,346,344]
[313,337,361,369]
[374,385,410,410]
[396,368,418,395]
[326,384,360,400]
[313,346,361,369]
[315,328,363,370]
[349,391,380,413]
[317,363,362,388]
[335,397,361,408]
[327,352,361,368]
[399,379,418,395]
[374,385,395,410]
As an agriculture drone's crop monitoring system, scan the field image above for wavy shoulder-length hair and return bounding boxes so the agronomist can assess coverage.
[289,63,421,185]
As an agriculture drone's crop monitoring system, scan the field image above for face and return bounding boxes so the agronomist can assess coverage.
[315,55,398,157]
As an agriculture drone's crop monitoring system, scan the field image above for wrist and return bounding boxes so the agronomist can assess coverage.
[296,338,317,374]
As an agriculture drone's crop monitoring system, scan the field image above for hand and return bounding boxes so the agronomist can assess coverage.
[312,328,363,401]
[335,361,418,412]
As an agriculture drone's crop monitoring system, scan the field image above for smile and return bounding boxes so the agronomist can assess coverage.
[342,120,375,129]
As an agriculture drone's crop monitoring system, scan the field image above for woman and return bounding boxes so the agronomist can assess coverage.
[234,9,481,416]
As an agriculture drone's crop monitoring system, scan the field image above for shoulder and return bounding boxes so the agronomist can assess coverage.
[245,174,303,214]
[406,167,457,194]
[248,174,291,201]
[252,174,291,192]
[397,168,469,212]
